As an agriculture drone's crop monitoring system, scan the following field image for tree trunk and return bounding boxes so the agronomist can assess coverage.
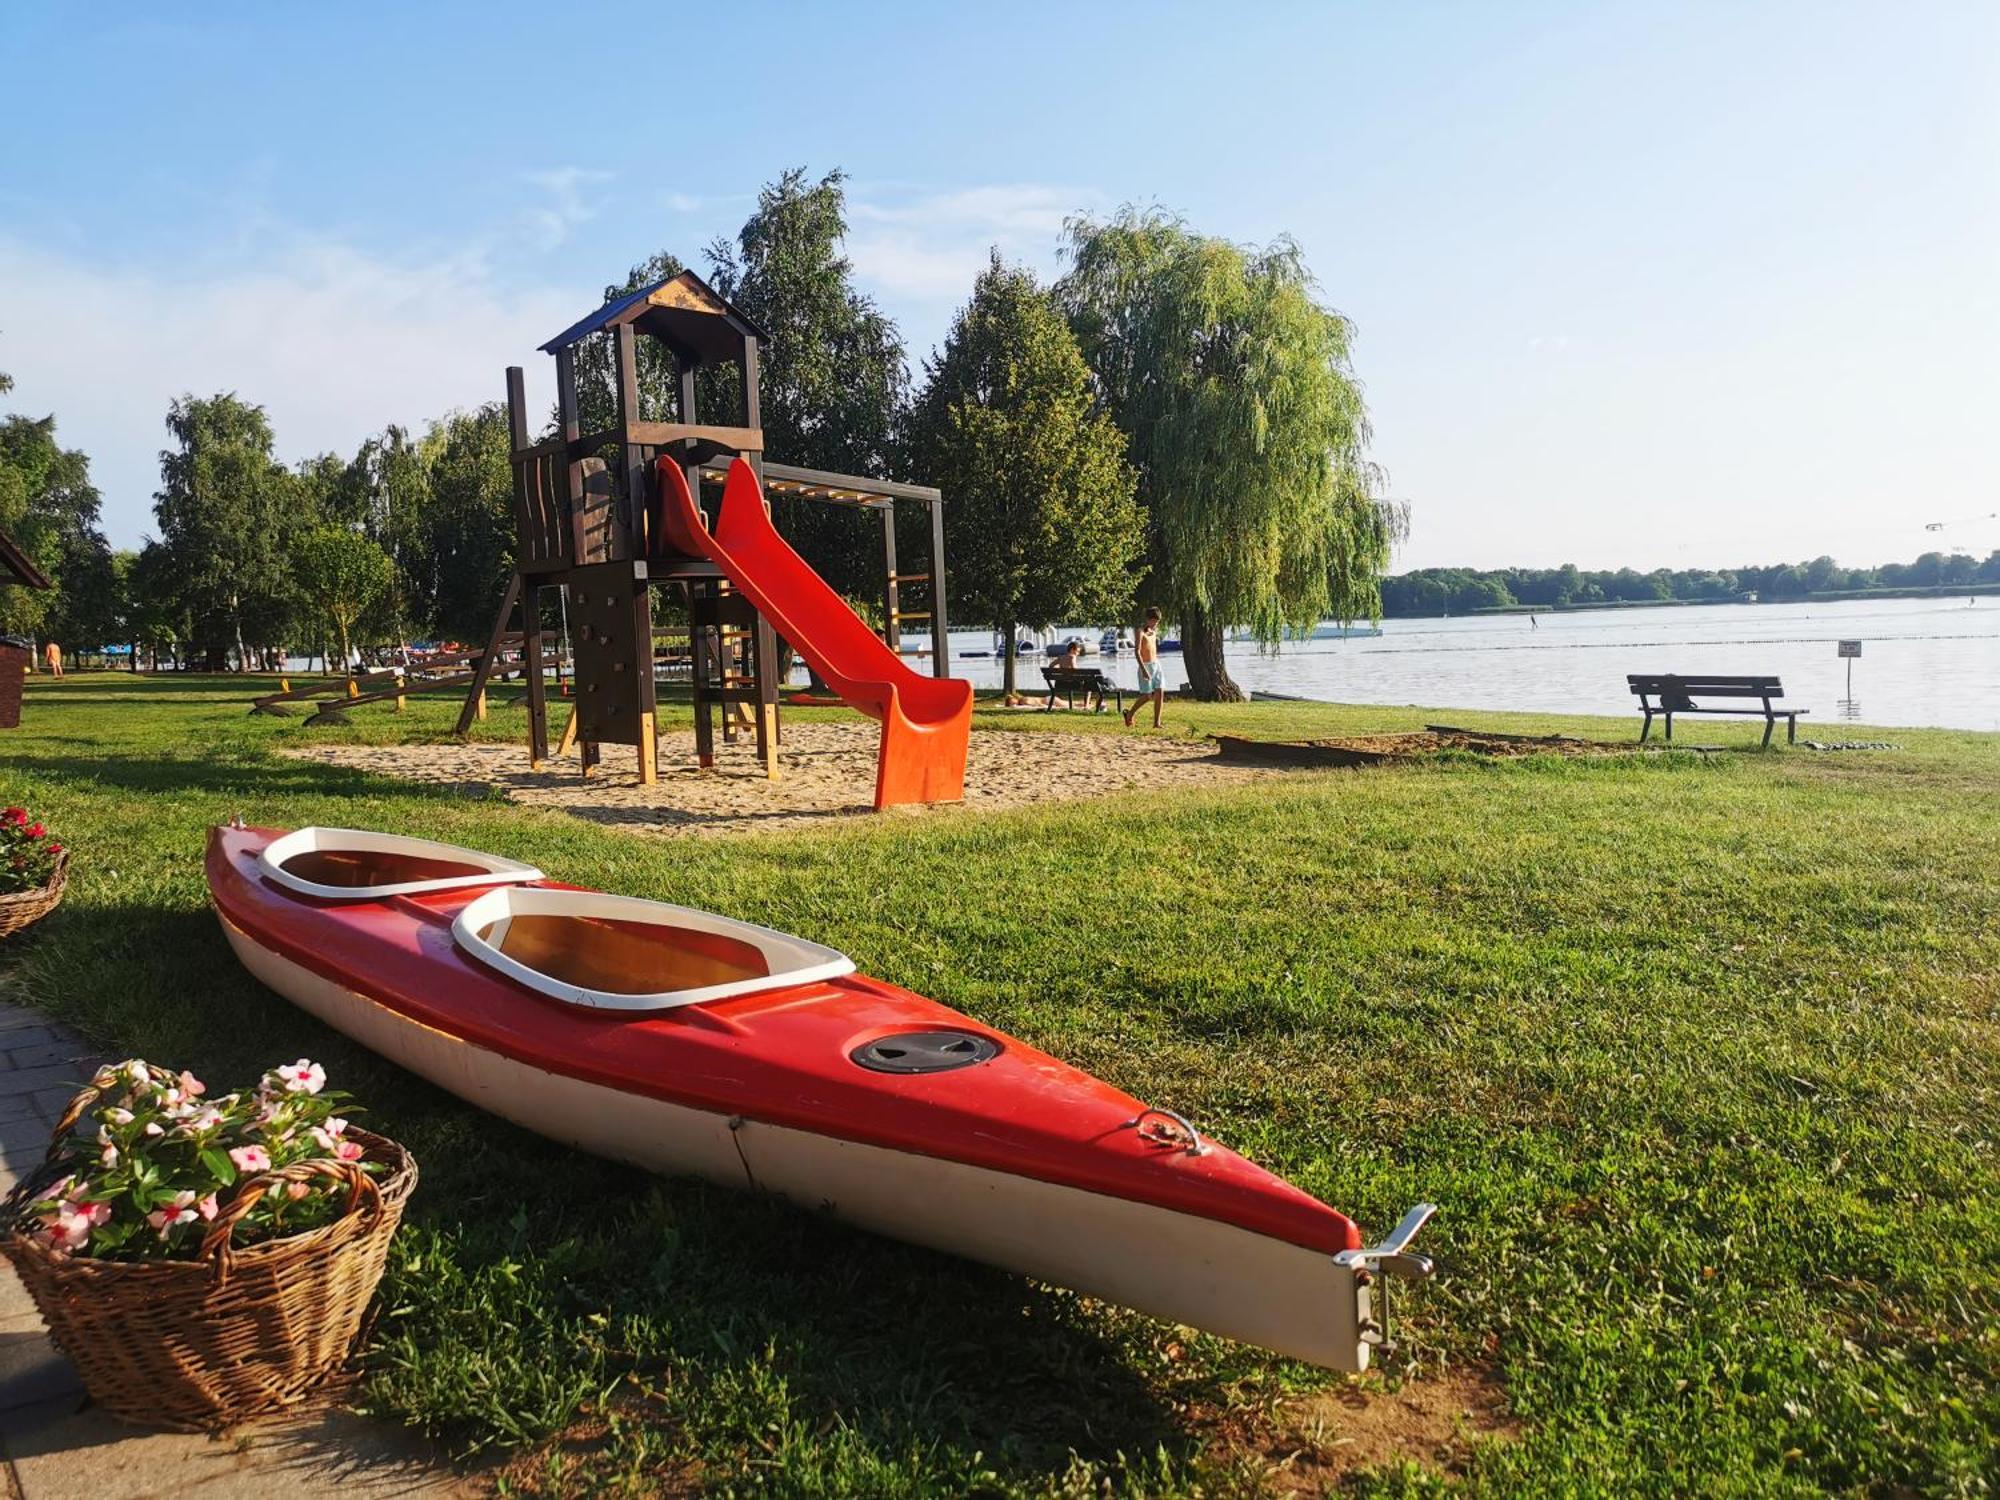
[231,592,248,673]
[1000,617,1017,698]
[336,617,351,672]
[1179,602,1244,702]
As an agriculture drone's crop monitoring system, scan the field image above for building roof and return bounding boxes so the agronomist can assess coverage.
[538,270,768,366]
[0,527,51,590]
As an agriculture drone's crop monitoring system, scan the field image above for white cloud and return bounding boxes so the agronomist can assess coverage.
[524,167,613,250]
[0,234,577,548]
[842,183,1107,353]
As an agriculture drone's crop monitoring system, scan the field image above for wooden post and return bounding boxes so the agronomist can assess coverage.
[881,505,900,654]
[677,358,703,521]
[504,367,549,765]
[691,585,715,771]
[630,563,658,784]
[522,590,548,765]
[556,346,586,565]
[454,574,520,736]
[613,323,646,558]
[755,614,779,779]
[929,491,950,678]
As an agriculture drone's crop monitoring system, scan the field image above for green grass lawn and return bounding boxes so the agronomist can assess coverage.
[2,673,1996,1496]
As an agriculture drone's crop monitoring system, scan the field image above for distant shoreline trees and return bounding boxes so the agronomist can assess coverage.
[1381,553,2000,616]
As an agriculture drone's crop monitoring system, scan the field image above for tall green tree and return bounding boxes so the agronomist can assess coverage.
[709,167,910,594]
[405,405,514,642]
[1060,210,1397,699]
[293,525,393,668]
[909,254,1141,696]
[0,396,114,650]
[152,395,293,668]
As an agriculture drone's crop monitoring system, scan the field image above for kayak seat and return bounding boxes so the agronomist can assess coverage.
[452,885,854,1012]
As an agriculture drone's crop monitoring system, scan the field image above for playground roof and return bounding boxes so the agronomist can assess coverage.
[0,527,50,590]
[539,270,768,365]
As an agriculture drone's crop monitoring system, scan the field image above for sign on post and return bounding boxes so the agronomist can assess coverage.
[1837,640,1862,658]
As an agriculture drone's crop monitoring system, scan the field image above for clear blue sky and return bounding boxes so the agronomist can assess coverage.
[2,1,1995,571]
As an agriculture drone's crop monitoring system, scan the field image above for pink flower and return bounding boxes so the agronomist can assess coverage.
[228,1145,271,1174]
[24,824,43,840]
[147,1191,200,1237]
[273,1059,326,1095]
[40,1212,95,1252]
[180,1107,222,1134]
[102,1107,133,1125]
[334,1139,364,1162]
[196,1195,219,1221]
[142,1121,163,1138]
[285,1182,312,1201]
[178,1071,205,1098]
[99,1143,118,1167]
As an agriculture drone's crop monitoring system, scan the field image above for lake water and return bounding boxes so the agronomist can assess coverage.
[923,598,2000,732]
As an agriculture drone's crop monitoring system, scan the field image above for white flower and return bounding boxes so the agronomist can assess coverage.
[273,1059,326,1095]
[103,1107,133,1126]
[142,1121,164,1138]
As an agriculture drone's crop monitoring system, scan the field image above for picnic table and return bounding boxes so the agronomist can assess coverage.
[1042,666,1121,715]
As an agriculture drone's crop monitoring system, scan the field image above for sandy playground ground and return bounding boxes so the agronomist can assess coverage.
[285,718,1284,838]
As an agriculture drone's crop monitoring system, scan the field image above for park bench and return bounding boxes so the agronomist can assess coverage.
[1627,674,1806,745]
[1042,665,1121,715]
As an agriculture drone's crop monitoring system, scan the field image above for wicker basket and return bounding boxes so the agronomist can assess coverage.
[0,846,66,940]
[0,1088,417,1431]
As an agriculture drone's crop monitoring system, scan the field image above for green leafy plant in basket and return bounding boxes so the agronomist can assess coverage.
[19,1057,379,1260]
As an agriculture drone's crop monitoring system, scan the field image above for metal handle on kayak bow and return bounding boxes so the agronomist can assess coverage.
[1335,1202,1438,1358]
[1123,1107,1209,1156]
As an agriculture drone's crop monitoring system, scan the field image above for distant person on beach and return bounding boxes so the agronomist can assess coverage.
[41,641,61,678]
[1057,640,1105,711]
[1529,613,1538,630]
[1123,607,1166,728]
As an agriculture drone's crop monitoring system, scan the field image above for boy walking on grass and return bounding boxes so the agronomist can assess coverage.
[1124,607,1166,728]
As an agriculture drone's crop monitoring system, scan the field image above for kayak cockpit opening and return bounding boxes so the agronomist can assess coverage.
[258,827,545,901]
[451,886,854,1012]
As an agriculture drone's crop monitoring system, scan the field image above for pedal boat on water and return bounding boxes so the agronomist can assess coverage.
[206,822,1436,1370]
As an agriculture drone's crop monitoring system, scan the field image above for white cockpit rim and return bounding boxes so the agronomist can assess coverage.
[258,826,546,902]
[451,885,855,1012]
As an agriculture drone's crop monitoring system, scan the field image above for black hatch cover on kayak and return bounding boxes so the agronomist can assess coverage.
[850,1030,1001,1074]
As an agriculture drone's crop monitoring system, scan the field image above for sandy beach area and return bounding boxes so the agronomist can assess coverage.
[283,718,1282,837]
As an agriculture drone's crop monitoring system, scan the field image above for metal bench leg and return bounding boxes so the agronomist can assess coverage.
[1664,713,1673,741]
[1762,716,1774,748]
[1787,715,1796,744]
[1640,709,1652,741]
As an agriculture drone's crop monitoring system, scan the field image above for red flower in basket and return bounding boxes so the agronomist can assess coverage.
[0,807,61,897]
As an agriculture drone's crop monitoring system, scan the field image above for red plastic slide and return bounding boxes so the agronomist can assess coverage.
[654,457,972,808]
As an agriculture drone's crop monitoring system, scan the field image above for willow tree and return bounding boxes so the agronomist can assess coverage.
[909,254,1141,697]
[1059,211,1398,700]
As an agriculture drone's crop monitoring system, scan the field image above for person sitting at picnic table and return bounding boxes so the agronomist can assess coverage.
[1053,640,1106,711]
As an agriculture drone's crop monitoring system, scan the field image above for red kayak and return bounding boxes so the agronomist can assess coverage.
[206,822,1434,1369]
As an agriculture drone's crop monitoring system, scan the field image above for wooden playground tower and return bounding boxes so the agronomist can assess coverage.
[456,271,952,784]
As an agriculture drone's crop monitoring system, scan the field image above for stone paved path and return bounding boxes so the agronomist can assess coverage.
[0,997,472,1498]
